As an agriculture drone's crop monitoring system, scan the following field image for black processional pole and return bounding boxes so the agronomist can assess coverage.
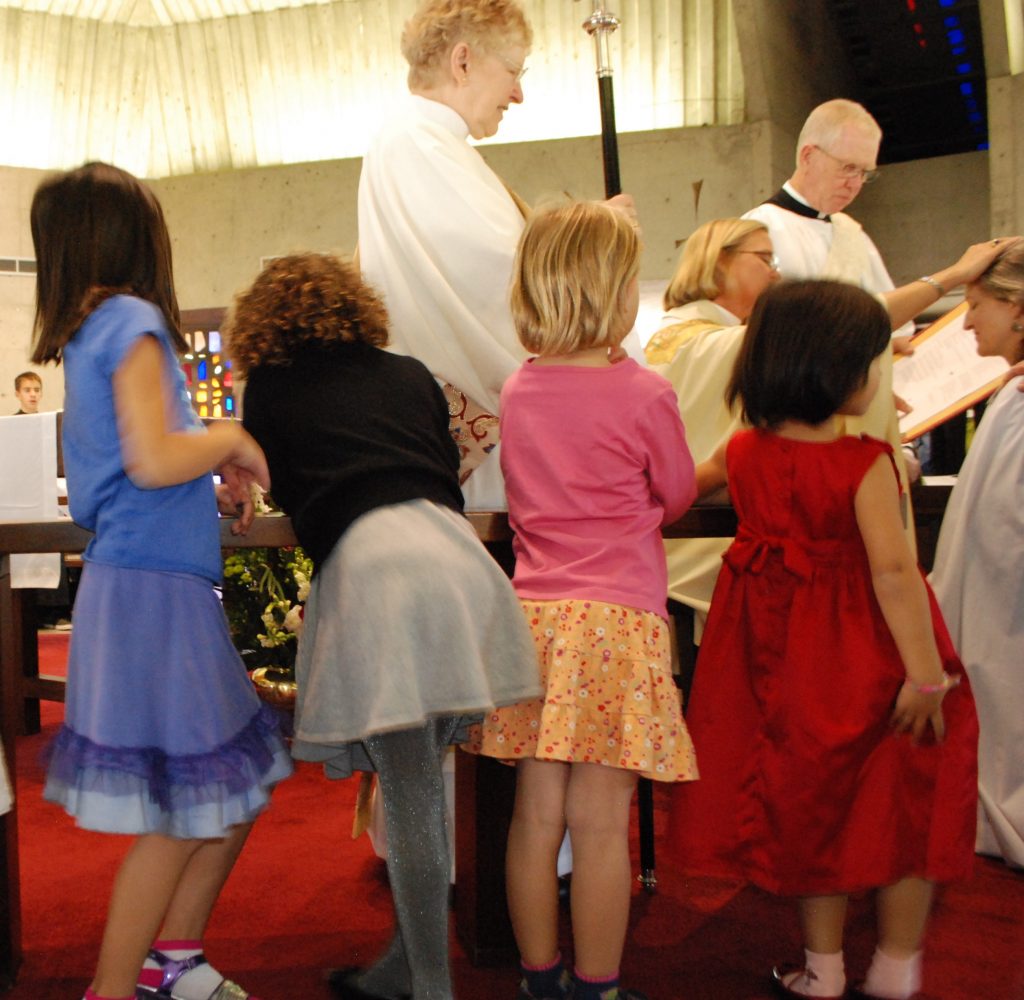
[581,2,658,893]
[582,3,622,198]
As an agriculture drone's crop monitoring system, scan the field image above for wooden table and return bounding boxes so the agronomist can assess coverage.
[0,487,949,984]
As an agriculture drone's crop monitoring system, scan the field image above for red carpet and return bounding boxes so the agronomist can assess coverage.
[6,634,1024,999]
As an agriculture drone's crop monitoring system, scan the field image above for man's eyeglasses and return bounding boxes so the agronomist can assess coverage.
[735,250,781,271]
[813,145,880,184]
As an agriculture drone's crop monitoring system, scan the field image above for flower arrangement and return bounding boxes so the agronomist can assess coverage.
[222,545,312,678]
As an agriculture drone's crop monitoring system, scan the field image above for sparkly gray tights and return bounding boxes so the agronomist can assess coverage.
[355,716,460,1000]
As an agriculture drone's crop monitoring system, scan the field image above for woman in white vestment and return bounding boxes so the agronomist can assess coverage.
[359,0,634,510]
[647,219,780,628]
[931,243,1024,869]
[644,217,779,366]
[357,0,532,510]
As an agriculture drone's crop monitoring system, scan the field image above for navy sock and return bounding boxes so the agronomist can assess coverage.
[520,954,569,998]
[572,970,620,1000]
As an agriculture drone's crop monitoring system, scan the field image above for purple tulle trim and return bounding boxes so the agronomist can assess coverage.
[44,702,287,811]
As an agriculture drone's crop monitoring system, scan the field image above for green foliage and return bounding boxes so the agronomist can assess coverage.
[222,546,311,677]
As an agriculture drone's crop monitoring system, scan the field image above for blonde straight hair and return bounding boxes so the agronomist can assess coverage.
[511,200,640,356]
[663,218,768,310]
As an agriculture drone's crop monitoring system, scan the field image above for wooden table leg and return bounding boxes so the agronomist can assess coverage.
[453,750,517,966]
[17,589,39,738]
[0,559,23,990]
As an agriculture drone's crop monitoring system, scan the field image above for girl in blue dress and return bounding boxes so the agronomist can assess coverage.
[30,161,292,1000]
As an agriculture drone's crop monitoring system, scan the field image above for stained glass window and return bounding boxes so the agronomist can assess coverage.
[180,312,236,420]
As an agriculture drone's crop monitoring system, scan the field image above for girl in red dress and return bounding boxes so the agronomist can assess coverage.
[673,280,978,1000]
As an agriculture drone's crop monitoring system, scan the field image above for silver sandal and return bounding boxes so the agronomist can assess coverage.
[136,949,258,1000]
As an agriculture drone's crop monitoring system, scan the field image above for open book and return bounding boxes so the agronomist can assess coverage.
[893,301,1008,441]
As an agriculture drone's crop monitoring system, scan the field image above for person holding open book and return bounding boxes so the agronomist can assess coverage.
[931,242,1024,870]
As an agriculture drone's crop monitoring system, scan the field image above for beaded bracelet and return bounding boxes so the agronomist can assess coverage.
[905,671,960,694]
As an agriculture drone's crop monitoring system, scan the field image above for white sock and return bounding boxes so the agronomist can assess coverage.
[782,949,846,997]
[141,942,224,1000]
[861,948,922,999]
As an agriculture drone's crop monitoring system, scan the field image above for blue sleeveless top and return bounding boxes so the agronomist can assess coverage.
[62,295,221,583]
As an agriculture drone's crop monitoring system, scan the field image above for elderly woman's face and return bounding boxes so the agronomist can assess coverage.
[718,231,780,321]
[460,43,526,139]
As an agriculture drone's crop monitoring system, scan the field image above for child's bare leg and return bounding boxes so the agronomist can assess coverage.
[563,763,637,979]
[798,894,848,954]
[860,877,933,999]
[776,895,848,997]
[506,757,570,966]
[91,833,203,997]
[133,823,254,999]
[158,822,252,938]
[876,877,933,957]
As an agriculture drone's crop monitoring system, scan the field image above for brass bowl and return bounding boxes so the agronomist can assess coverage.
[250,666,298,712]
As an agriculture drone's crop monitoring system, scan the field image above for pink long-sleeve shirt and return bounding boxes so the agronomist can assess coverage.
[500,358,697,619]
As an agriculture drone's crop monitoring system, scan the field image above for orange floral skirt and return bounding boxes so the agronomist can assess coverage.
[467,599,698,783]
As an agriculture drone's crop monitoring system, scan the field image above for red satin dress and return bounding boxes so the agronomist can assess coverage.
[668,430,979,896]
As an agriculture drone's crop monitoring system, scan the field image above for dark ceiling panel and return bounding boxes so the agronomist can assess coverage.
[826,0,987,162]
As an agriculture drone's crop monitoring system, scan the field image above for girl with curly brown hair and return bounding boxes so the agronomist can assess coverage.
[226,252,540,1000]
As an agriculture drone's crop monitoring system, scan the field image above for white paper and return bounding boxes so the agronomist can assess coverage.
[0,411,61,588]
[893,303,1008,441]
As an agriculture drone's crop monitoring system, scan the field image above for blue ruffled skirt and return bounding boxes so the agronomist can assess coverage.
[44,561,293,838]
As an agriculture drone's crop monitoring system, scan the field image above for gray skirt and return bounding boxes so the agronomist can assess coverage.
[291,499,541,778]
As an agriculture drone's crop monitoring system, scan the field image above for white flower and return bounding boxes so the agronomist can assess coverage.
[283,605,304,635]
[294,569,311,603]
[249,482,272,514]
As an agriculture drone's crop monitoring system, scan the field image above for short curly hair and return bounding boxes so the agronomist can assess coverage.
[224,254,390,377]
[402,0,532,90]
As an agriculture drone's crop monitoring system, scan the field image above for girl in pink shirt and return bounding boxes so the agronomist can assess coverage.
[471,201,699,1000]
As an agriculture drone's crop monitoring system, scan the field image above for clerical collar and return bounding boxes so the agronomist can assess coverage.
[765,183,830,222]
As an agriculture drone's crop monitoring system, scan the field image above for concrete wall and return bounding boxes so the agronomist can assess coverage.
[153,123,764,310]
[0,132,993,411]
[735,0,857,181]
[0,166,55,415]
[855,151,991,286]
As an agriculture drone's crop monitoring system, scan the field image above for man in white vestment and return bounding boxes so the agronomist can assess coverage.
[743,100,919,520]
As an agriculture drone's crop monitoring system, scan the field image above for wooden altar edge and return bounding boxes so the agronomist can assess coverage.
[0,504,743,554]
[0,481,953,556]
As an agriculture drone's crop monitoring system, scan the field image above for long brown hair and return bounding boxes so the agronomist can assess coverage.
[30,162,183,364]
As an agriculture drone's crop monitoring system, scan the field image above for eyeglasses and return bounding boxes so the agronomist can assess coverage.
[494,52,528,82]
[735,250,781,271]
[813,145,880,184]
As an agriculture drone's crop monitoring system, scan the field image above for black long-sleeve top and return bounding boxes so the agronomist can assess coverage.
[242,342,465,572]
